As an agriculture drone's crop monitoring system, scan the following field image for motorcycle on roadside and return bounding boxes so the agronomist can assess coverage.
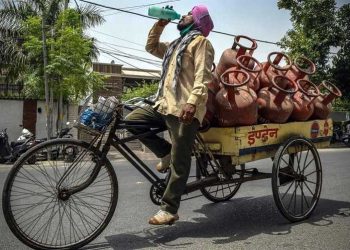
[0,128,37,164]
[341,120,350,147]
[331,120,350,147]
[35,122,78,162]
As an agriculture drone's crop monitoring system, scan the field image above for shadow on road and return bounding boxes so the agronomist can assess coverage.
[82,195,350,249]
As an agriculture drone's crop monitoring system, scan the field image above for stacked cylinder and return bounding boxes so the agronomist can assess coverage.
[201,35,342,130]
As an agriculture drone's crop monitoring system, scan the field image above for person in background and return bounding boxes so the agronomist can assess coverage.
[126,5,214,225]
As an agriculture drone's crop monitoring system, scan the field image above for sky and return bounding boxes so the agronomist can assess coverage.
[82,0,349,71]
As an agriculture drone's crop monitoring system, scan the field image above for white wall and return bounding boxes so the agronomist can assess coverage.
[0,99,79,141]
[0,100,24,141]
[36,101,79,139]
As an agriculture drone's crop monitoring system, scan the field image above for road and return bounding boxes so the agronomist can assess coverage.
[0,147,349,250]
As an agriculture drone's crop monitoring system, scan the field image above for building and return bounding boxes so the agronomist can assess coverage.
[0,62,161,141]
[92,61,160,98]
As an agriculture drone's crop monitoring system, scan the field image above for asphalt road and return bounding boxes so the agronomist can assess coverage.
[0,147,349,250]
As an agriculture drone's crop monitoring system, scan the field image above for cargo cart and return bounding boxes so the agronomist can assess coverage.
[2,97,333,249]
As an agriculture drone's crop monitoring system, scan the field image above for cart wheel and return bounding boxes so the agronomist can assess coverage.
[272,136,322,222]
[197,156,244,203]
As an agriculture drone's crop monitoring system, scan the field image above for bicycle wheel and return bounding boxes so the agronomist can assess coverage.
[272,136,322,222]
[197,155,244,202]
[2,138,118,249]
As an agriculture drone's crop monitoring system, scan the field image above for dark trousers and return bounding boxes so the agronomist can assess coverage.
[125,106,199,214]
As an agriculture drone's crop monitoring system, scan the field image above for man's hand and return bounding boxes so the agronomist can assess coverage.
[157,19,170,27]
[179,103,196,124]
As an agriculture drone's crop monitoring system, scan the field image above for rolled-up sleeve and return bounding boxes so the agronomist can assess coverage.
[145,23,169,59]
[187,38,215,106]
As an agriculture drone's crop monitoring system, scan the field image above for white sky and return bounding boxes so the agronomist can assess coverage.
[84,0,349,71]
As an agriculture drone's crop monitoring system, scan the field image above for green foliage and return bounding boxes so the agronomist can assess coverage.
[20,9,105,100]
[278,0,339,81]
[0,0,105,99]
[278,0,350,101]
[122,81,158,101]
[333,98,350,112]
[330,4,350,99]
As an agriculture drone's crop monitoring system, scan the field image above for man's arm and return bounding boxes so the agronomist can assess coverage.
[145,20,170,59]
[180,38,215,124]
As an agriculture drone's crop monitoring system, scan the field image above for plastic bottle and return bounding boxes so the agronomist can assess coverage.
[148,6,181,20]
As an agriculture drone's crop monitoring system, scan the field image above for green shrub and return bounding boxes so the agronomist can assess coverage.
[121,80,158,101]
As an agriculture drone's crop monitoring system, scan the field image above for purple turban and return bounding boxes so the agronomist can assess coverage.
[192,5,214,37]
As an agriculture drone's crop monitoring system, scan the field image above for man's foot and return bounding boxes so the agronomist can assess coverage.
[156,153,171,173]
[149,210,179,225]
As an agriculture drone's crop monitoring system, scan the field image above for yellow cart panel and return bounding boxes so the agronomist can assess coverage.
[200,119,332,165]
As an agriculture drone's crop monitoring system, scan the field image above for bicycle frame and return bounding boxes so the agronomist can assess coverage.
[57,109,272,198]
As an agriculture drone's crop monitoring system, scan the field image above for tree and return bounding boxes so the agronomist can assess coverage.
[278,0,350,109]
[330,4,350,100]
[277,0,340,83]
[0,0,105,136]
[122,81,158,101]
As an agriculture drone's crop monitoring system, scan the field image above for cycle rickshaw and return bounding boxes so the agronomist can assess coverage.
[2,96,332,249]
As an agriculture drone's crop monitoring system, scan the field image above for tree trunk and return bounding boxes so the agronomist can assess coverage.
[41,15,52,140]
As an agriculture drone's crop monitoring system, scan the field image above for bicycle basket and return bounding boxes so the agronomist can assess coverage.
[75,95,120,135]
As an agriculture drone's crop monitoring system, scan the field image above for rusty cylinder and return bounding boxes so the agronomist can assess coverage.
[216,69,258,127]
[201,63,220,131]
[258,52,292,90]
[290,79,320,121]
[310,81,342,120]
[257,75,298,123]
[236,55,262,92]
[285,56,316,82]
[215,35,258,78]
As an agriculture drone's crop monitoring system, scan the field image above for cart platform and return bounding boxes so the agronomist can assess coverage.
[200,119,332,165]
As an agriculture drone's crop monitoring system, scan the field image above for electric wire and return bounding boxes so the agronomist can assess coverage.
[97,44,162,65]
[100,49,161,78]
[98,47,162,67]
[79,0,282,46]
[103,0,181,17]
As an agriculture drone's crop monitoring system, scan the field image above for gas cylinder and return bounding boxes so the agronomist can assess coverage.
[236,55,262,92]
[285,56,316,82]
[257,75,298,123]
[310,81,342,120]
[216,69,258,127]
[290,79,320,121]
[201,64,221,131]
[215,35,258,78]
[259,52,292,90]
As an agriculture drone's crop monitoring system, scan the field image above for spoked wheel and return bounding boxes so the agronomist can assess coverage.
[2,138,118,250]
[272,136,322,222]
[197,155,245,203]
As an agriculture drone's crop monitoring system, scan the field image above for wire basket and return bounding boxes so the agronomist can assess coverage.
[75,95,121,135]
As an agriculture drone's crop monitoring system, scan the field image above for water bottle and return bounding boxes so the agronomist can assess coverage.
[148,6,181,20]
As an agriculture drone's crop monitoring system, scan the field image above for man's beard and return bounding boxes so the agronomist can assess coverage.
[177,21,192,31]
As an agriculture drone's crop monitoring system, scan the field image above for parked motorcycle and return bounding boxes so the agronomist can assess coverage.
[35,122,77,161]
[0,128,37,164]
[342,133,350,147]
[331,121,350,147]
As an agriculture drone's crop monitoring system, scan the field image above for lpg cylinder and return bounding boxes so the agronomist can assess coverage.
[285,56,316,82]
[215,35,258,78]
[201,64,221,131]
[257,75,298,123]
[310,81,342,120]
[216,69,258,127]
[290,79,320,121]
[259,52,292,90]
[236,55,262,92]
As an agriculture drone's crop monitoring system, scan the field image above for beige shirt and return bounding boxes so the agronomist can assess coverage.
[145,23,215,123]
